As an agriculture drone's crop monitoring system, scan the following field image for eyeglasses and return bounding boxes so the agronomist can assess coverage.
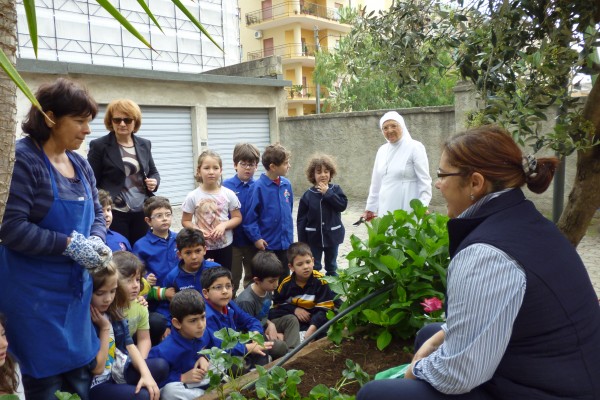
[150,212,172,220]
[209,284,233,291]
[112,117,134,125]
[238,162,257,169]
[436,169,465,179]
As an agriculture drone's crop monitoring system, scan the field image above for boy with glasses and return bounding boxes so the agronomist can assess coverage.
[223,143,261,293]
[201,267,273,370]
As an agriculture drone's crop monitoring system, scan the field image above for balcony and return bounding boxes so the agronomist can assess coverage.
[246,1,351,32]
[247,43,336,65]
[286,85,321,100]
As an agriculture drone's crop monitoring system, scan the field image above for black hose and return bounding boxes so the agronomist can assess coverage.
[241,282,397,391]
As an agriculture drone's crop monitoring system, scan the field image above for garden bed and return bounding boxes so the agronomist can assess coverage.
[202,335,413,399]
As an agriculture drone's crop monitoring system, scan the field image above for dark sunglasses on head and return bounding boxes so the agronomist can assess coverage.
[112,117,134,125]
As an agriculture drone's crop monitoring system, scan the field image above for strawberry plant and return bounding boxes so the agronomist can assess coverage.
[327,199,450,349]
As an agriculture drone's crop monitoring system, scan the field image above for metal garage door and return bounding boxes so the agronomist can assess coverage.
[87,106,195,205]
[206,108,271,180]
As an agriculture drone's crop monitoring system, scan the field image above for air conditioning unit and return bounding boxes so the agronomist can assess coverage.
[254,31,263,39]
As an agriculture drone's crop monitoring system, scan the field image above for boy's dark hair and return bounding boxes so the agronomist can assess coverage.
[305,154,337,185]
[97,189,113,208]
[201,266,232,290]
[251,251,283,280]
[176,228,205,251]
[112,250,144,278]
[170,289,206,322]
[287,242,313,266]
[233,143,260,165]
[143,196,172,218]
[261,143,290,171]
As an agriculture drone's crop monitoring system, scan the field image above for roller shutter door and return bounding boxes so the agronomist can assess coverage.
[87,106,195,205]
[207,108,271,180]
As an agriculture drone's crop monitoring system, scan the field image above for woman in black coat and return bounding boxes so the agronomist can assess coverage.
[88,99,160,245]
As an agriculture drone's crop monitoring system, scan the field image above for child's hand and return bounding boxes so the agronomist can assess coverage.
[165,287,176,301]
[90,305,110,329]
[136,296,148,307]
[146,273,157,286]
[136,374,159,400]
[246,340,273,356]
[265,322,278,341]
[181,358,208,383]
[316,182,328,194]
[210,223,227,239]
[254,239,268,251]
[294,307,311,323]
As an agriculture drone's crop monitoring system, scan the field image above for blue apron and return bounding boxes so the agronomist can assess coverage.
[0,151,99,378]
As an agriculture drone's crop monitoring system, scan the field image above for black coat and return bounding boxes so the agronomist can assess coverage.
[87,132,160,200]
[297,184,347,248]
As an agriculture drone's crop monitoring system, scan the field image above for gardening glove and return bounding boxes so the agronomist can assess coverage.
[63,231,110,271]
[88,235,113,261]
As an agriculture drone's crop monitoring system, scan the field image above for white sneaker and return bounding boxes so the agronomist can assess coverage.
[299,330,306,343]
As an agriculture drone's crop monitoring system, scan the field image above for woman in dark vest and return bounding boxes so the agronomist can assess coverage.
[87,99,160,245]
[358,126,600,399]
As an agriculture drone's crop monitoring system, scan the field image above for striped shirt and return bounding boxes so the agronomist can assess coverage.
[413,189,526,394]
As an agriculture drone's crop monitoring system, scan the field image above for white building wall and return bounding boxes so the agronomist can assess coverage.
[16,0,241,72]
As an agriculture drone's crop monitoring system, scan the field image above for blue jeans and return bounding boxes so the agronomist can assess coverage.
[357,323,492,400]
[23,364,93,400]
[309,245,339,276]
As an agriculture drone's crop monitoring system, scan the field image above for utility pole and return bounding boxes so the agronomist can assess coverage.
[314,25,320,114]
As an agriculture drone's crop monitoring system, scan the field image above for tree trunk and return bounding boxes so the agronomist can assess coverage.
[557,78,600,247]
[0,0,17,225]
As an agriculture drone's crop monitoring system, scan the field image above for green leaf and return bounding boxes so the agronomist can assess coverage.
[170,0,224,52]
[23,0,38,57]
[0,48,46,117]
[135,0,163,33]
[376,329,392,350]
[95,0,153,49]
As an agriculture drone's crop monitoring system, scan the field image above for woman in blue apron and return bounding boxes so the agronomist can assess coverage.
[0,78,111,400]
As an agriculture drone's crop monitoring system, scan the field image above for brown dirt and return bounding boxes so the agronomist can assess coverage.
[278,335,413,396]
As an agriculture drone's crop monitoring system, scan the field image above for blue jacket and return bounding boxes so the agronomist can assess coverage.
[106,229,132,252]
[204,300,264,357]
[133,230,179,287]
[297,184,347,248]
[148,328,216,387]
[243,174,293,251]
[449,188,600,399]
[223,175,255,247]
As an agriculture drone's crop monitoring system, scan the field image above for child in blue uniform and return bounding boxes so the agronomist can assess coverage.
[98,189,132,252]
[243,143,293,274]
[148,290,217,399]
[297,154,347,276]
[223,143,261,292]
[201,267,273,370]
[160,228,220,318]
[133,196,178,343]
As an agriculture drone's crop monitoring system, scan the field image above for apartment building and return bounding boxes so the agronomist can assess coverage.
[240,1,352,116]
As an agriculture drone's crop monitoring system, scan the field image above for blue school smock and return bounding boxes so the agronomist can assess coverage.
[223,175,255,247]
[0,151,99,378]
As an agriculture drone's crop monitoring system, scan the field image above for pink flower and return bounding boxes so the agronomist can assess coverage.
[421,297,443,313]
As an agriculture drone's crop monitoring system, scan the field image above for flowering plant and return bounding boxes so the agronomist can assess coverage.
[327,200,449,350]
[421,297,443,313]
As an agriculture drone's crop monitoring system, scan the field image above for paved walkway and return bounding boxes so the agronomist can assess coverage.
[171,199,600,297]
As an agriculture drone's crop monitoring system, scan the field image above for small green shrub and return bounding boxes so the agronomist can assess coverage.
[328,200,450,349]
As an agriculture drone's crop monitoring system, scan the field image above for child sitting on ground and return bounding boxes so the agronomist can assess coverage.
[148,289,217,400]
[269,242,341,342]
[243,143,294,275]
[161,228,220,311]
[112,251,152,358]
[234,251,300,358]
[223,143,261,292]
[201,267,273,369]
[89,263,167,399]
[297,154,348,276]
[98,189,132,252]
[133,196,178,343]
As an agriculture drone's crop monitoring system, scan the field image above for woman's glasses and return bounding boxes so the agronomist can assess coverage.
[112,117,134,125]
[436,169,465,178]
